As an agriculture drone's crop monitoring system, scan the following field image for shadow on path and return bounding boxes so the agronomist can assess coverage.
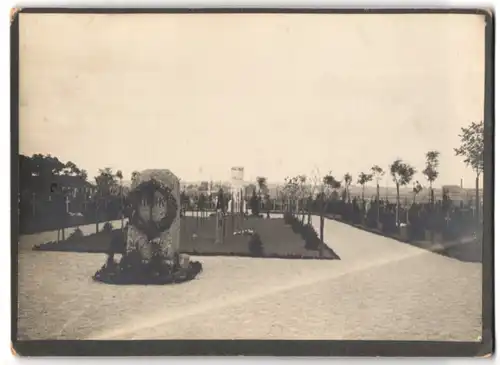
[438,240,482,263]
[322,216,481,264]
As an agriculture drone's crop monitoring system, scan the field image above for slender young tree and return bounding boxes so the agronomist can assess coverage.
[294,175,307,223]
[343,173,352,202]
[390,159,416,228]
[319,173,337,249]
[422,150,440,204]
[454,121,484,227]
[412,180,423,204]
[357,172,373,201]
[371,165,385,226]
[116,170,124,229]
[256,176,268,212]
[131,171,140,187]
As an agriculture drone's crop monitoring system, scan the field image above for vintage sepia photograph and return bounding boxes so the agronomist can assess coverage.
[13,9,492,356]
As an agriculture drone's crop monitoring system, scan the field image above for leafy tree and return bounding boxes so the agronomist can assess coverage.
[80,169,88,181]
[19,153,88,199]
[323,175,341,190]
[95,168,119,220]
[357,172,373,201]
[422,150,440,204]
[412,181,423,203]
[256,176,268,197]
[30,153,65,178]
[62,161,83,176]
[454,121,484,176]
[371,165,385,200]
[283,176,299,215]
[454,121,484,226]
[131,171,140,186]
[249,189,260,216]
[390,159,415,228]
[343,173,352,202]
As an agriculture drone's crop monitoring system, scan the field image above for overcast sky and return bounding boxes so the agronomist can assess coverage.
[19,13,485,187]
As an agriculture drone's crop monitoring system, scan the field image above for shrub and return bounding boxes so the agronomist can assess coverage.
[150,253,169,276]
[110,231,127,254]
[189,261,203,276]
[290,216,302,233]
[102,222,114,233]
[248,233,264,257]
[303,224,321,250]
[119,250,143,272]
[67,227,84,241]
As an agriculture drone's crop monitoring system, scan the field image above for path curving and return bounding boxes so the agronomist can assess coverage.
[17,214,482,341]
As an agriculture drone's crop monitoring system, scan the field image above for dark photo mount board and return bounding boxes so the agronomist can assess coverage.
[11,7,494,357]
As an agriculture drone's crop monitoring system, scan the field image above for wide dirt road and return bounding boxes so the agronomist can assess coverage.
[17,215,482,341]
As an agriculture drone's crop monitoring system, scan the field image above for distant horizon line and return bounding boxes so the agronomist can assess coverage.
[157,180,481,191]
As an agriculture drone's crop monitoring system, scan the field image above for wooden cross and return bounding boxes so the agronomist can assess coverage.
[65,195,70,213]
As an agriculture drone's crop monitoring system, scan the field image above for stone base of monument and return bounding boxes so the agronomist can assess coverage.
[92,252,202,285]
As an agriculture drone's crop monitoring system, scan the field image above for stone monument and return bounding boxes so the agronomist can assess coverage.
[93,169,202,285]
[126,169,181,263]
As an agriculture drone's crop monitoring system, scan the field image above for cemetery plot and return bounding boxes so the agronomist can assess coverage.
[33,214,339,260]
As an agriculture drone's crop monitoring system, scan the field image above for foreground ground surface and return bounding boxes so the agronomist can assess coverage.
[17,214,482,341]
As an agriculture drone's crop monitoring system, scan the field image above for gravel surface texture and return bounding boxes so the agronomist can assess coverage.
[17,214,482,341]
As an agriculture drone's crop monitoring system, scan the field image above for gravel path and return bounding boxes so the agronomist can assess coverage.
[17,219,126,252]
[17,215,482,341]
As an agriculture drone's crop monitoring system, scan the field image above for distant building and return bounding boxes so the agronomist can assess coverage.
[442,185,483,206]
[25,175,96,198]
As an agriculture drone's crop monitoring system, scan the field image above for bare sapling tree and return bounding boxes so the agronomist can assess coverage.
[283,176,299,217]
[309,168,333,245]
[297,174,307,224]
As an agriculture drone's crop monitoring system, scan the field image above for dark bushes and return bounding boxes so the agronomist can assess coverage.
[248,233,264,257]
[110,230,127,254]
[67,227,84,241]
[303,223,321,250]
[102,222,114,233]
[283,212,322,251]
